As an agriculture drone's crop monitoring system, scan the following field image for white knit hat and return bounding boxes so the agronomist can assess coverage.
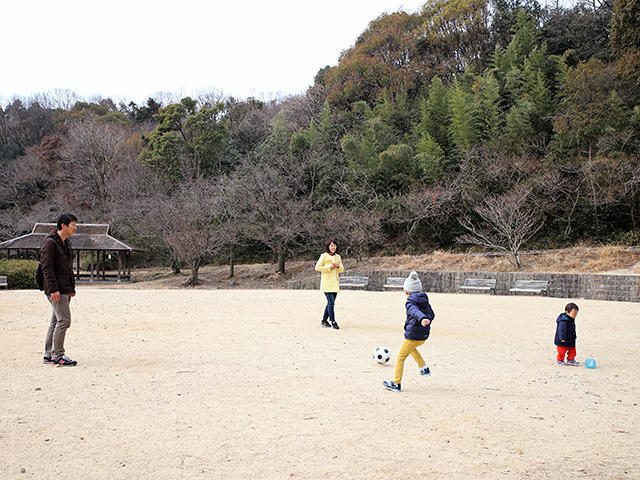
[403,271,422,293]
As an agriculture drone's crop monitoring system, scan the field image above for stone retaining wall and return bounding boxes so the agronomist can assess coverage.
[289,270,640,303]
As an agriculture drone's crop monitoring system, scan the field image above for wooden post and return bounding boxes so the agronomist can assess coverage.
[76,250,80,280]
[90,250,94,281]
[117,251,122,282]
[127,251,131,280]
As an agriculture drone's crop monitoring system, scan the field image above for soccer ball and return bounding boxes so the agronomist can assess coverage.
[373,346,390,364]
[585,357,597,369]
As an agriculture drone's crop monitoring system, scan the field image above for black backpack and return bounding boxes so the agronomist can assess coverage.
[35,263,44,291]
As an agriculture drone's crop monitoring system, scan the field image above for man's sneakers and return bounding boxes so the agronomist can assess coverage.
[383,380,401,392]
[53,355,77,367]
[420,366,431,376]
[43,355,55,365]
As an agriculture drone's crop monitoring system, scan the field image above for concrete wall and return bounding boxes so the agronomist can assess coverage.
[289,270,640,303]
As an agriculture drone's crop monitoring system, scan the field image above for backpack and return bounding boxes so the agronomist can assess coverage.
[35,263,44,291]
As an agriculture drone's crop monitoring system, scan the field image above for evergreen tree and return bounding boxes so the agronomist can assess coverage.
[418,76,451,153]
[448,78,478,154]
[505,9,541,68]
[415,133,447,184]
[504,100,535,152]
[611,0,640,59]
[473,71,503,142]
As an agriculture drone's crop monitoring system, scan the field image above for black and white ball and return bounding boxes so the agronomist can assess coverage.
[373,346,390,364]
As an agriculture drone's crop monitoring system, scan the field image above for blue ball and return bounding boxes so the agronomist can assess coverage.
[585,357,597,369]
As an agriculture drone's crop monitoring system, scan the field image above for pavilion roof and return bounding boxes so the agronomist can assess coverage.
[0,223,141,251]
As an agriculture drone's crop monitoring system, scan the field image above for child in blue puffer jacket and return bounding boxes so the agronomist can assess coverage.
[383,271,435,392]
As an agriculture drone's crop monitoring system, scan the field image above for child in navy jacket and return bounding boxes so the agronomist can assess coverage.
[555,302,580,366]
[383,271,435,392]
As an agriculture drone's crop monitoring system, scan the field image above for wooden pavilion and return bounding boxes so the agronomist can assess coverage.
[0,223,141,282]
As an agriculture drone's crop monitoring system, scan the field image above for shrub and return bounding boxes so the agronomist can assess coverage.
[0,259,39,289]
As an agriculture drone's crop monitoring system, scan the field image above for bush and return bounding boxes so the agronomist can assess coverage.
[0,259,39,289]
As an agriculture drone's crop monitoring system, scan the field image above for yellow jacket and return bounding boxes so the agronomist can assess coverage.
[315,252,344,292]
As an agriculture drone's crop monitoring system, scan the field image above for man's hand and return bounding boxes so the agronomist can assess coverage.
[51,291,60,302]
[421,318,431,327]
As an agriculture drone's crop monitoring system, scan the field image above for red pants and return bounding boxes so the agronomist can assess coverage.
[557,346,576,361]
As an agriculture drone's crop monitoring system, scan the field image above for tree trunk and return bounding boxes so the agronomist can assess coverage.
[171,257,181,274]
[229,246,235,278]
[186,258,201,286]
[277,249,286,274]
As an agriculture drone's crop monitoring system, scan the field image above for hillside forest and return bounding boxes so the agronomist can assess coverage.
[1,0,639,283]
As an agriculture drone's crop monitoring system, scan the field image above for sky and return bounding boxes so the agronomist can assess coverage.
[2,0,427,106]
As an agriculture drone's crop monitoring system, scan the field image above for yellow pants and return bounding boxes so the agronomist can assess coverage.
[394,339,426,384]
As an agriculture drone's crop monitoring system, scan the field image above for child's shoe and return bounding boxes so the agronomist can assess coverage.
[566,359,581,366]
[320,319,331,328]
[331,321,340,330]
[420,366,431,376]
[556,360,566,365]
[383,380,401,392]
[43,355,54,365]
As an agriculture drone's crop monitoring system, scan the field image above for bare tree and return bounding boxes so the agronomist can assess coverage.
[316,206,385,262]
[457,187,544,268]
[206,176,247,278]
[160,178,219,285]
[195,88,227,108]
[232,154,314,274]
[59,117,131,209]
[624,156,640,229]
[397,183,461,243]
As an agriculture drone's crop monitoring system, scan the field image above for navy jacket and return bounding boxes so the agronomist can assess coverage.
[404,292,435,340]
[554,312,576,347]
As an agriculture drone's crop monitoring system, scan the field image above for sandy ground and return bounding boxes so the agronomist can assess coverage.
[1,288,639,479]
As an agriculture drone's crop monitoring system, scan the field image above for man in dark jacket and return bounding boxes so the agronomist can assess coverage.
[41,213,78,367]
[383,271,435,392]
[555,302,579,366]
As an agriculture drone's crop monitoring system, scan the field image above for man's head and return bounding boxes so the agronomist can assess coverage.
[565,302,579,319]
[56,213,78,240]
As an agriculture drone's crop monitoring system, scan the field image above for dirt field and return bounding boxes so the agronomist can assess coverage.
[1,288,639,479]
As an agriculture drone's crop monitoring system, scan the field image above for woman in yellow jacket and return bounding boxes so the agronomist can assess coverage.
[315,240,344,329]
